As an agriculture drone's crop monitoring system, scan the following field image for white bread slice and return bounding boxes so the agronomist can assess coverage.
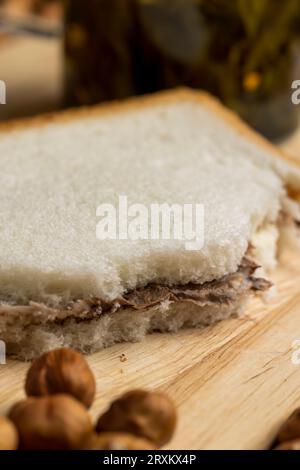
[0,88,299,359]
[2,296,248,360]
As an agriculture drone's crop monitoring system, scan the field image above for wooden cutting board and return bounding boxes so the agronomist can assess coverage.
[1,250,300,450]
[1,247,300,450]
[0,120,300,451]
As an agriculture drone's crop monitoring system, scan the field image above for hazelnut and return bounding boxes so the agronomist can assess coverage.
[274,439,300,450]
[9,394,92,450]
[0,416,19,450]
[278,408,300,443]
[96,389,176,447]
[81,432,155,450]
[25,348,96,408]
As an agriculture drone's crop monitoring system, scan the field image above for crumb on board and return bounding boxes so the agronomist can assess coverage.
[119,353,127,363]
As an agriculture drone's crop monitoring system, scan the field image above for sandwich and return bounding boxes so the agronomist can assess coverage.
[0,88,299,360]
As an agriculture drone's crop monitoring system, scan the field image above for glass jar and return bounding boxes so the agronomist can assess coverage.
[64,0,300,140]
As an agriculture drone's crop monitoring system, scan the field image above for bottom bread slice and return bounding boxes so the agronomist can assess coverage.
[0,258,270,360]
[3,299,250,360]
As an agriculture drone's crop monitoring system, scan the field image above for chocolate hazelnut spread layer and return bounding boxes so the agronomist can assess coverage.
[0,258,271,327]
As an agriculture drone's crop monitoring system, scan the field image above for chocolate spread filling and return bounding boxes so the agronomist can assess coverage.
[0,257,271,327]
[114,257,270,310]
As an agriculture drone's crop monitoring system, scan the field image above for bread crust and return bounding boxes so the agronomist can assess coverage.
[0,87,299,359]
[0,87,299,171]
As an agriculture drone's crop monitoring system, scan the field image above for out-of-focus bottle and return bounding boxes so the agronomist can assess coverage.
[64,0,300,140]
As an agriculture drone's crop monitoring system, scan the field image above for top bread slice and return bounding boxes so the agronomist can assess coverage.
[0,88,299,307]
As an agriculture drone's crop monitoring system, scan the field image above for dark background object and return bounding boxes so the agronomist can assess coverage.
[64,0,300,140]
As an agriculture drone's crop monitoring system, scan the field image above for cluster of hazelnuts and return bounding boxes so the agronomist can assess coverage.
[0,348,177,450]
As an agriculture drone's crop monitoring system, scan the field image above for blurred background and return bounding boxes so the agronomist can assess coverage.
[0,0,300,140]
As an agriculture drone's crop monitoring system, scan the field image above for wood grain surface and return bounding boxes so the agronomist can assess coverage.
[0,37,300,449]
[1,227,300,449]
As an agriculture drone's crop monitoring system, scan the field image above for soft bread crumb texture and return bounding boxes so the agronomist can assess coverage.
[0,256,268,359]
[0,89,299,304]
[4,300,246,360]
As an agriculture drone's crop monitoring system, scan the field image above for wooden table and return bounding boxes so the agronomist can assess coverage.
[0,36,300,450]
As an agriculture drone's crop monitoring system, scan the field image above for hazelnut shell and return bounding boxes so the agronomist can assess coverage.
[96,389,176,447]
[278,408,300,443]
[274,439,300,450]
[0,416,19,450]
[25,348,96,408]
[9,394,92,450]
[82,432,155,450]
